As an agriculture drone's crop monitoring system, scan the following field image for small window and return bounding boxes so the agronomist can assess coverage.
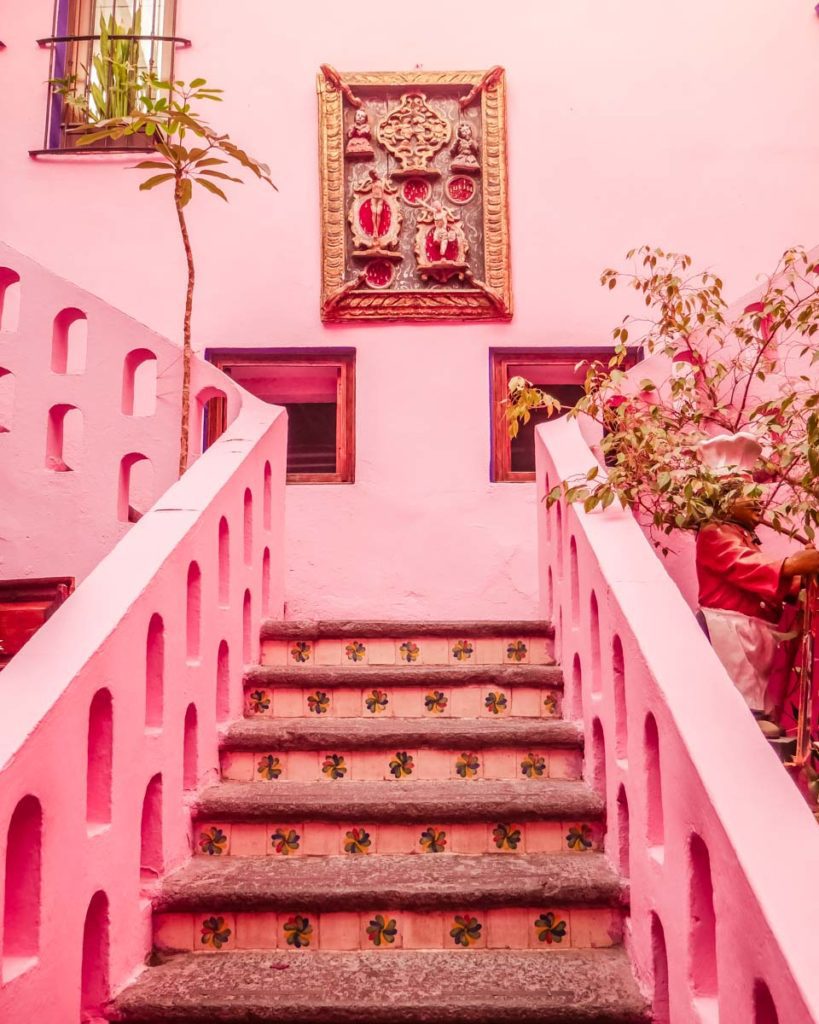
[490,348,635,482]
[206,350,355,484]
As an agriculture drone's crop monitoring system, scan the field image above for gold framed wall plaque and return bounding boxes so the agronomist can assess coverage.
[317,66,512,323]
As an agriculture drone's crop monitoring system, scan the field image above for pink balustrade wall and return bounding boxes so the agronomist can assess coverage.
[536,415,819,1024]
[3,0,819,617]
[0,242,246,584]
[0,245,288,1020]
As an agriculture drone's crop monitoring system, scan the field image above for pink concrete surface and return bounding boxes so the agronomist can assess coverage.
[536,415,819,1024]
[0,250,287,1018]
[4,1,819,617]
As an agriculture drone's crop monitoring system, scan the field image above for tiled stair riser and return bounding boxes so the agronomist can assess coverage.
[154,907,621,954]
[221,747,581,783]
[195,821,603,857]
[245,686,562,719]
[262,637,554,668]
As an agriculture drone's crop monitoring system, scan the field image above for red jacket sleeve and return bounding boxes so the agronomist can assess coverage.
[696,525,786,602]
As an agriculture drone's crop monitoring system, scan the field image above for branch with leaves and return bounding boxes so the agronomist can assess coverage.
[507,246,819,549]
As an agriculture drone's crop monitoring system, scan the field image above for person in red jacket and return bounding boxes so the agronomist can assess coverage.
[696,496,819,735]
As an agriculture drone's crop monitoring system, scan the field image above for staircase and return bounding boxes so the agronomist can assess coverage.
[109,621,649,1023]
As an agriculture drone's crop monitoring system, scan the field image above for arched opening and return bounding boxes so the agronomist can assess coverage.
[45,404,83,471]
[80,890,110,1019]
[118,453,153,522]
[197,386,228,453]
[589,590,601,694]
[570,651,583,720]
[753,980,780,1024]
[186,561,202,663]
[612,634,627,761]
[3,795,42,979]
[139,773,163,880]
[0,269,21,333]
[262,547,271,616]
[243,488,253,566]
[263,461,272,530]
[0,368,14,433]
[51,308,87,374]
[122,349,158,416]
[546,565,554,619]
[183,703,198,790]
[216,639,230,723]
[689,832,718,998]
[590,717,606,800]
[218,516,230,607]
[616,784,630,879]
[243,589,252,663]
[569,536,579,623]
[555,502,564,575]
[644,712,664,852]
[145,613,164,730]
[87,688,113,832]
[650,912,670,1024]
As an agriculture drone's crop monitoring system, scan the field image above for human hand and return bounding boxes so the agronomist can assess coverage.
[783,548,819,577]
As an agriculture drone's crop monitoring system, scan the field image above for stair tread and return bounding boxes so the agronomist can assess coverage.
[110,949,648,1023]
[261,619,555,640]
[245,664,563,688]
[156,852,625,912]
[195,779,604,823]
[224,717,581,751]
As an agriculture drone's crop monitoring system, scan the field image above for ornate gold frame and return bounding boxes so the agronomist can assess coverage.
[317,68,512,323]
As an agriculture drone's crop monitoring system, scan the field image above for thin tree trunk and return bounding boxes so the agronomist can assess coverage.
[175,177,195,476]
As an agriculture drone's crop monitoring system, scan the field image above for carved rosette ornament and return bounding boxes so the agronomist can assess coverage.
[414,201,469,283]
[376,91,451,178]
[348,170,403,260]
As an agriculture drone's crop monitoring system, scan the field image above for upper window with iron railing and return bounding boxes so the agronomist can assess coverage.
[39,0,189,152]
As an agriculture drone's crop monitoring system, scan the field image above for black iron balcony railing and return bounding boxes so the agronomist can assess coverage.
[36,31,190,153]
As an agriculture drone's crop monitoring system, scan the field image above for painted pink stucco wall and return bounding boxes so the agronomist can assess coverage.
[2,0,819,616]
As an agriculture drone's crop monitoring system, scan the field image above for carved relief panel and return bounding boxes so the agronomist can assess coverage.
[317,67,512,322]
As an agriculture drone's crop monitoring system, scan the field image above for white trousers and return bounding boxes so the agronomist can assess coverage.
[701,607,777,713]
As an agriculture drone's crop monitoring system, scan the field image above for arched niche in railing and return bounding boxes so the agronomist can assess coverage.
[2,795,42,981]
[590,716,607,800]
[118,453,153,522]
[196,385,228,454]
[589,590,601,694]
[263,461,272,531]
[0,368,14,433]
[262,547,271,617]
[51,308,87,374]
[243,488,253,566]
[87,688,113,833]
[183,704,198,791]
[243,589,252,663]
[753,980,780,1024]
[145,613,164,730]
[688,832,718,1000]
[80,890,110,1020]
[186,561,202,663]
[650,912,671,1024]
[569,536,580,624]
[45,403,83,471]
[644,712,665,855]
[122,348,158,416]
[612,634,628,762]
[216,639,230,723]
[139,773,163,881]
[218,516,230,607]
[0,268,21,333]
[616,784,630,880]
[554,501,564,575]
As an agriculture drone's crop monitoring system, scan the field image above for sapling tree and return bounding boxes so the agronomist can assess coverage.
[61,74,276,474]
[507,246,819,550]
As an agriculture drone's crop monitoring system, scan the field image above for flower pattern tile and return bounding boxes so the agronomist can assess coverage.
[307,690,330,715]
[283,914,312,948]
[520,752,547,778]
[451,640,474,662]
[484,691,508,715]
[345,641,366,663]
[365,688,389,714]
[424,690,448,714]
[492,823,522,850]
[419,827,447,853]
[247,689,271,715]
[366,914,398,947]
[343,827,372,854]
[450,915,482,947]
[322,754,348,780]
[200,915,232,950]
[270,828,301,855]
[290,641,312,663]
[389,751,415,778]
[399,641,420,663]
[566,823,594,851]
[257,755,283,781]
[506,640,528,662]
[198,827,228,856]
[534,912,568,944]
[455,752,480,779]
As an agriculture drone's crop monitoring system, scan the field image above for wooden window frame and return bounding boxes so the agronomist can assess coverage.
[490,347,639,483]
[205,349,356,485]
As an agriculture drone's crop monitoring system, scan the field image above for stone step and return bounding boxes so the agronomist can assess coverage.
[221,746,581,785]
[223,716,582,750]
[155,852,626,912]
[194,779,604,824]
[110,949,649,1023]
[261,619,555,640]
[246,664,563,688]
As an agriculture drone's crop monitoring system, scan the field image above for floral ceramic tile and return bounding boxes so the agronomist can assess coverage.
[454,752,481,779]
[321,753,348,780]
[365,688,390,714]
[200,914,233,951]
[398,640,421,663]
[419,827,448,853]
[345,640,367,663]
[290,640,312,663]
[198,826,229,856]
[388,751,415,778]
[343,827,372,854]
[269,827,301,856]
[484,690,508,715]
[565,823,595,851]
[366,914,399,947]
[450,639,475,663]
[534,911,568,945]
[449,914,483,948]
[506,640,529,663]
[491,823,522,851]
[542,690,560,717]
[424,689,449,714]
[247,689,272,715]
[520,752,547,779]
[307,690,330,715]
[256,754,284,780]
[282,914,313,949]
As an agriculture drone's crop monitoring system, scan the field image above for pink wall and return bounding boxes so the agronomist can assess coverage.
[536,415,819,1024]
[2,0,819,616]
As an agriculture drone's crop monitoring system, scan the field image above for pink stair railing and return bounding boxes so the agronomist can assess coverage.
[537,414,819,1024]
[0,244,288,1022]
